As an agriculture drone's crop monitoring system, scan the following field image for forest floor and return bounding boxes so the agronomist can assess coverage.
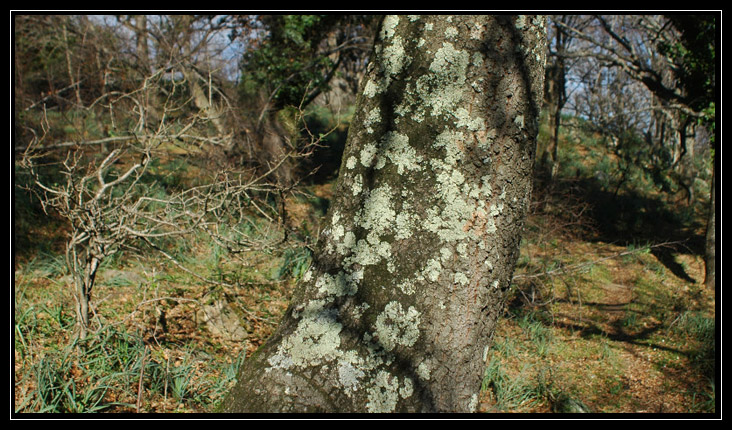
[13,171,717,415]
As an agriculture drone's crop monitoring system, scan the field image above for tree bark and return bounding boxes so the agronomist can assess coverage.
[542,17,569,180]
[705,154,716,290]
[223,14,546,413]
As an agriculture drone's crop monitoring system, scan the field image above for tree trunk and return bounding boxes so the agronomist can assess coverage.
[704,154,716,290]
[223,14,546,413]
[544,60,564,179]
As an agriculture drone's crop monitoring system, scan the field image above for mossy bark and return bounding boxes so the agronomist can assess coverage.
[223,15,546,413]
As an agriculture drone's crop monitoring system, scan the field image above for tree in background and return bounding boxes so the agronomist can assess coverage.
[230,15,377,187]
[223,15,546,413]
[541,15,585,180]
[660,15,716,290]
[236,15,376,109]
[557,14,716,288]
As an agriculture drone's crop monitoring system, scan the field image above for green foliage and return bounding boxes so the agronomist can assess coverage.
[276,246,312,281]
[659,15,716,145]
[672,311,715,377]
[517,311,554,357]
[15,321,249,413]
[661,16,716,114]
[481,358,540,411]
[238,15,338,108]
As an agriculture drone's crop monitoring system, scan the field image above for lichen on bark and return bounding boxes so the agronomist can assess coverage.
[222,15,546,413]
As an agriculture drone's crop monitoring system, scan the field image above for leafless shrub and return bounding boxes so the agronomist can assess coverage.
[17,73,327,340]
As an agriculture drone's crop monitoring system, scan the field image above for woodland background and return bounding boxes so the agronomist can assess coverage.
[13,14,717,414]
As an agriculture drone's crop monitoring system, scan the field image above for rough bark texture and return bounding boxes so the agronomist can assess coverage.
[223,15,546,413]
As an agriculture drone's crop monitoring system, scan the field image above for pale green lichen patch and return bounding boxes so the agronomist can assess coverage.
[374,301,421,352]
[268,301,343,369]
[440,247,452,262]
[514,114,525,129]
[454,272,470,286]
[424,160,476,243]
[393,38,474,128]
[470,22,485,40]
[357,184,396,236]
[349,236,391,267]
[430,41,470,81]
[365,370,414,413]
[380,15,400,40]
[399,377,414,398]
[351,174,363,196]
[363,17,411,100]
[363,79,381,99]
[382,37,407,78]
[315,271,358,298]
[364,107,381,134]
[425,42,470,118]
[416,360,432,381]
[422,258,442,282]
[380,131,422,174]
[395,211,417,240]
[514,15,527,30]
[396,278,416,295]
[366,370,400,412]
[434,130,466,166]
[468,394,479,413]
[360,143,378,167]
[455,107,486,133]
[337,352,366,395]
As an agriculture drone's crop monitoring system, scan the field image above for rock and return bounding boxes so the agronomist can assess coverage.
[552,393,592,413]
[196,299,249,342]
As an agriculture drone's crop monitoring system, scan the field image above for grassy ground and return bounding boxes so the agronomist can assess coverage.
[479,230,715,414]
[13,118,716,414]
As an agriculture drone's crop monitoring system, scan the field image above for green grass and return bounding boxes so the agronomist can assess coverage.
[15,106,715,414]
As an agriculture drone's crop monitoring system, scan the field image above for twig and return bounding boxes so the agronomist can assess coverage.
[136,345,148,413]
[140,237,237,290]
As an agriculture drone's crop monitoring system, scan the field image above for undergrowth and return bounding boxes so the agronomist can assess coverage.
[14,110,715,414]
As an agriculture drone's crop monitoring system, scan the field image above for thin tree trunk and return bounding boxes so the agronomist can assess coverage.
[223,14,546,413]
[705,154,716,290]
